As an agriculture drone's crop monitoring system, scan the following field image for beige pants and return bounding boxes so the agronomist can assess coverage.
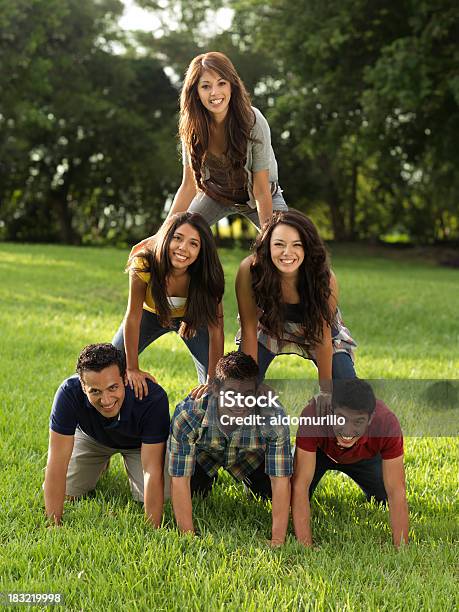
[66,428,170,501]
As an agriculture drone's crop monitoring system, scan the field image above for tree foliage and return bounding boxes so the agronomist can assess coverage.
[0,0,178,244]
[228,0,459,241]
[0,0,457,243]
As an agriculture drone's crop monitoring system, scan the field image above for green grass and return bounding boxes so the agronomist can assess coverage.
[0,242,458,611]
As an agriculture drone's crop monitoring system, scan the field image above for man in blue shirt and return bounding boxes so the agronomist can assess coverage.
[44,343,170,527]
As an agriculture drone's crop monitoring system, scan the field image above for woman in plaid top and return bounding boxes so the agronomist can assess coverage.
[236,210,356,406]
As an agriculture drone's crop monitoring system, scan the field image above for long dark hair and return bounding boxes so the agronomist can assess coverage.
[179,51,254,191]
[131,213,224,339]
[250,210,333,345]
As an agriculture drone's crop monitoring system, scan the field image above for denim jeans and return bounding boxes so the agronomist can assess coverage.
[188,189,288,229]
[190,458,272,500]
[256,342,357,382]
[309,448,387,503]
[112,309,209,384]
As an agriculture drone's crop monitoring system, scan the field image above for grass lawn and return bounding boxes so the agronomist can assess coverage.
[0,242,458,611]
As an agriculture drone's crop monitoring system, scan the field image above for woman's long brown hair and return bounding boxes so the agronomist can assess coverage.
[131,213,224,339]
[179,51,254,191]
[251,210,334,346]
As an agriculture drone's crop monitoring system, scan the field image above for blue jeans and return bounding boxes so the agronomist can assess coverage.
[256,342,356,381]
[188,189,288,229]
[112,310,209,384]
[309,448,387,503]
[191,458,272,501]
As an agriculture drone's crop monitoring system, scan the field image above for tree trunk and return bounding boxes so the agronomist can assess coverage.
[50,192,79,244]
[318,154,348,240]
[349,161,358,240]
[328,190,348,241]
[49,164,80,244]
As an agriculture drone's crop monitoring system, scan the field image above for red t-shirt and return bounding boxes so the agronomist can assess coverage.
[296,399,404,464]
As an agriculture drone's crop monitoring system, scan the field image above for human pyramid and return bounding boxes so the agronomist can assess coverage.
[44,52,408,548]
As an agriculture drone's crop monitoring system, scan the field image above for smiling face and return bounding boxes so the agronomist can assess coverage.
[332,405,372,448]
[270,224,305,276]
[197,69,232,120]
[168,223,201,271]
[80,364,125,418]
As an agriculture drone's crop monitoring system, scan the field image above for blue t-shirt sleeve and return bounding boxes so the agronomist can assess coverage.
[49,380,79,435]
[139,383,170,444]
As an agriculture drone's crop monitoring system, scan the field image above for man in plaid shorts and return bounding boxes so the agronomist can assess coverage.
[168,352,293,546]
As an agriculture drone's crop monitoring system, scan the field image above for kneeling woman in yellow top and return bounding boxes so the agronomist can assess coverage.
[112,212,224,399]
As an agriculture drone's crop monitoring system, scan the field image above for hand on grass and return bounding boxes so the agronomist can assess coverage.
[45,515,61,528]
[126,368,157,400]
[296,538,314,548]
[267,539,284,548]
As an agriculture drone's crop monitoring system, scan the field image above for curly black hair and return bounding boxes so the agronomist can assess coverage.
[332,379,376,415]
[251,209,333,345]
[214,351,259,382]
[76,343,126,378]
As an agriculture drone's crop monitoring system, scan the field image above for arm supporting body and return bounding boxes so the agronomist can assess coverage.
[43,431,75,525]
[167,164,197,218]
[171,476,195,533]
[123,272,157,397]
[291,447,316,546]
[314,271,339,396]
[141,442,166,527]
[207,302,225,380]
[252,169,273,228]
[235,257,259,362]
[383,456,409,547]
[270,476,291,545]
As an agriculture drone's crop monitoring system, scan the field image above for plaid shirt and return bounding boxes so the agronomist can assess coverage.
[168,393,293,480]
[236,307,356,362]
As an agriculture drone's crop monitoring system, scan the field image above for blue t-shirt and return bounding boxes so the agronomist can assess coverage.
[50,375,170,449]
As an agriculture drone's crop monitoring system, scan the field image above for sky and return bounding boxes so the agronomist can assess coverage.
[119,0,233,33]
[119,0,161,32]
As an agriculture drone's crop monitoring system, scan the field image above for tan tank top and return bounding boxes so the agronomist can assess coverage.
[201,151,249,206]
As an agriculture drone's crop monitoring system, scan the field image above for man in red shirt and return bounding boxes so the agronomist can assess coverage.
[292,379,409,548]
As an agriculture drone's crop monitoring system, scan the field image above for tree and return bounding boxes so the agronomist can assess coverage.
[229,0,459,241]
[0,0,179,244]
[362,0,459,241]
